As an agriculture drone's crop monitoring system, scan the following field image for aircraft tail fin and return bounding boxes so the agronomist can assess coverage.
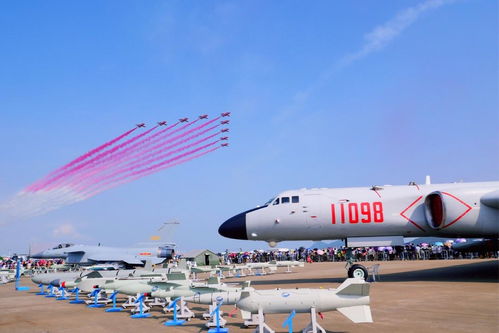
[337,305,373,323]
[336,278,370,296]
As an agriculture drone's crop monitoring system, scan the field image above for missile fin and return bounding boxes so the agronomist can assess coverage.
[336,278,370,296]
[337,305,373,323]
[207,276,220,285]
[240,309,252,320]
[242,281,251,288]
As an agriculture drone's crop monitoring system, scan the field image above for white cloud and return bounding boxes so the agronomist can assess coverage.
[284,0,456,113]
[339,0,456,67]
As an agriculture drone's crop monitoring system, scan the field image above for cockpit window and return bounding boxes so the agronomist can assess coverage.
[273,198,280,205]
[263,197,276,206]
[53,243,73,249]
[292,196,299,203]
[281,197,290,204]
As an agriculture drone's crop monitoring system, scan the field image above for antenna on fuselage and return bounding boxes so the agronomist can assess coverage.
[425,175,431,185]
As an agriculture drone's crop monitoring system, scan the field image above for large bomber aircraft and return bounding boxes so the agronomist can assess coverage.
[32,243,175,268]
[219,180,499,278]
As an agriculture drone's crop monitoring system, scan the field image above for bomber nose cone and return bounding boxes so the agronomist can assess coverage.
[219,212,248,240]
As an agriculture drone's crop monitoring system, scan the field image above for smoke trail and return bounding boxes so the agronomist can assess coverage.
[74,124,220,191]
[26,127,137,192]
[1,114,229,220]
[77,129,220,192]
[68,118,216,190]
[62,118,206,190]
[0,187,85,221]
[82,140,220,197]
[33,126,159,192]
[63,122,180,189]
[83,146,221,199]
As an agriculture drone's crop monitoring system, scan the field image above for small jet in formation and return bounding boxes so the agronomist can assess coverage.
[220,137,228,140]
[32,243,175,268]
[157,121,167,126]
[221,143,229,147]
[221,128,229,133]
[199,114,208,119]
[219,179,499,278]
[221,112,231,117]
[221,120,230,124]
[179,118,189,123]
[136,123,146,128]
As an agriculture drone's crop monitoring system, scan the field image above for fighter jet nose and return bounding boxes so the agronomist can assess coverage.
[219,212,248,240]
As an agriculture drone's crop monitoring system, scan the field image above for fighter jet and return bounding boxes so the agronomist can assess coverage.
[219,180,499,278]
[221,128,229,133]
[32,243,175,268]
[136,123,146,128]
[199,114,208,119]
[157,121,167,126]
[220,137,228,140]
[221,143,229,147]
[179,118,189,123]
[221,120,229,124]
[221,112,231,117]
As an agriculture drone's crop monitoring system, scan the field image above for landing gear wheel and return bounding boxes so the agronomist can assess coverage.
[348,264,368,280]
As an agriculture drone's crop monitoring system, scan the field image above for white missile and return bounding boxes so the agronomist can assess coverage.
[236,278,373,323]
[184,289,243,305]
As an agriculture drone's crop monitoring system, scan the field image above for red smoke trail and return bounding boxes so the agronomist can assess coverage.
[66,119,205,190]
[26,127,137,192]
[33,126,159,192]
[83,145,221,199]
[82,140,220,195]
[64,122,180,189]
[104,117,220,171]
[70,118,219,190]
[76,129,220,192]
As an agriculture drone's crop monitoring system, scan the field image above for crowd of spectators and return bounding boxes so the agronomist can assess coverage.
[0,258,65,271]
[222,242,497,264]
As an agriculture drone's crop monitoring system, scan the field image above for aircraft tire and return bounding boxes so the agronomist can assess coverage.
[348,264,368,280]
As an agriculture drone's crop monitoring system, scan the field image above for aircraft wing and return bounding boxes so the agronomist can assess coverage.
[87,254,144,265]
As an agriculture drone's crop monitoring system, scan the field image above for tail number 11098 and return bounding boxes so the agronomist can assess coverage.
[331,202,384,224]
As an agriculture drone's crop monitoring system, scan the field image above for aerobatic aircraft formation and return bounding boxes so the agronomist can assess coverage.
[0,113,231,219]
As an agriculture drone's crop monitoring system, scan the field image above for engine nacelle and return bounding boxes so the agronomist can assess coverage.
[157,246,175,259]
[424,191,472,230]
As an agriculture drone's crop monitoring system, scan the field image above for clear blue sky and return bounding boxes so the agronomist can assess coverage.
[0,0,497,255]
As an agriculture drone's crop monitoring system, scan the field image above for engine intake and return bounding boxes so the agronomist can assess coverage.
[157,246,175,259]
[424,192,446,229]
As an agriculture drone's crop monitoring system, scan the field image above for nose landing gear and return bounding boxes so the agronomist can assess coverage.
[347,264,369,280]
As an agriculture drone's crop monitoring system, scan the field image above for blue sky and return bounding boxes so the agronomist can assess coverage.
[0,0,497,255]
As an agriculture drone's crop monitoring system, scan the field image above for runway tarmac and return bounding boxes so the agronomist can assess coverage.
[0,259,497,332]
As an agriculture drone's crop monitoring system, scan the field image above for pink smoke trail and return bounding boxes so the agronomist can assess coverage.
[63,122,180,189]
[64,118,206,190]
[33,126,159,192]
[68,118,216,190]
[26,127,137,192]
[83,145,221,199]
[75,128,221,192]
[81,140,220,195]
